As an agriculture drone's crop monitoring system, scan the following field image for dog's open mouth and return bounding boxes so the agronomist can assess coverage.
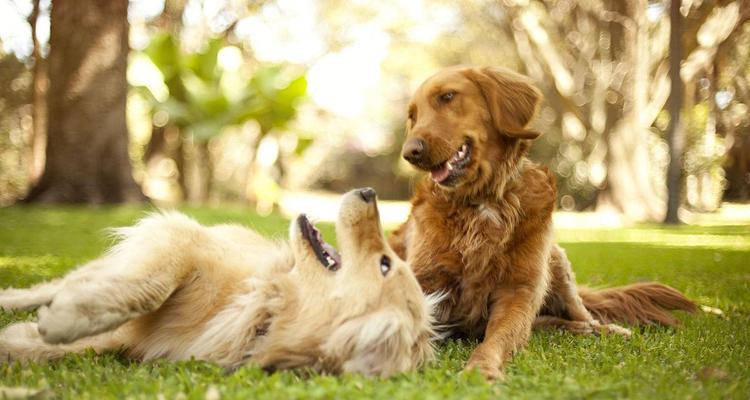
[430,140,473,185]
[298,214,341,270]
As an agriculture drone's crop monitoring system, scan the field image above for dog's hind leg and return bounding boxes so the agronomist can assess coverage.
[36,212,207,344]
[0,279,65,311]
[533,316,596,334]
[543,245,596,321]
[533,316,631,337]
[540,245,631,337]
[0,321,125,363]
[0,255,124,312]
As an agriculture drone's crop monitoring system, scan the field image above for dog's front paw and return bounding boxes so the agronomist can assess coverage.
[464,360,504,381]
[464,356,504,381]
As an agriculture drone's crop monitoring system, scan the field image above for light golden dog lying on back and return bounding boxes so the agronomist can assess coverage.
[0,188,436,377]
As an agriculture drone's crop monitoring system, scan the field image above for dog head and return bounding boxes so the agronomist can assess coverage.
[257,188,436,377]
[402,66,542,190]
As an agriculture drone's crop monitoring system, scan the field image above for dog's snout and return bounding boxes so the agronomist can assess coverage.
[402,138,426,165]
[358,187,377,203]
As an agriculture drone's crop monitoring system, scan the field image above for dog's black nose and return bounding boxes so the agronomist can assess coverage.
[402,138,426,165]
[359,187,376,203]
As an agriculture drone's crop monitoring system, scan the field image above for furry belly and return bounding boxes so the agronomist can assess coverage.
[124,277,253,365]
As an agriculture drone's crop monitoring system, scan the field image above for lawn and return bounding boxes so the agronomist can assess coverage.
[0,205,748,399]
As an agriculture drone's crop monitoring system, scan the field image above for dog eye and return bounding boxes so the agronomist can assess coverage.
[439,92,456,103]
[380,255,391,276]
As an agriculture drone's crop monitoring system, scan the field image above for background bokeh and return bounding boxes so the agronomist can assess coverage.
[0,0,748,222]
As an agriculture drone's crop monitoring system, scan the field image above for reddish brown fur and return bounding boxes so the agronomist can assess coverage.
[390,66,695,379]
[579,283,697,326]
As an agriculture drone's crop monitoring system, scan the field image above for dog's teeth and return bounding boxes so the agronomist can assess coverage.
[326,256,335,268]
[447,162,453,171]
[461,144,467,152]
[457,150,465,159]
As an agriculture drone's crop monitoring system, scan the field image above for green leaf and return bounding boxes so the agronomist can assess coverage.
[183,39,223,81]
[294,137,314,155]
[136,34,307,140]
[276,75,307,106]
[144,33,181,80]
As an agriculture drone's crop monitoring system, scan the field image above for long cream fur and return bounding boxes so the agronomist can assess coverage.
[0,190,436,377]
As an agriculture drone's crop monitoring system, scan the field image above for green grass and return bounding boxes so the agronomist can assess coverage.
[1,205,748,399]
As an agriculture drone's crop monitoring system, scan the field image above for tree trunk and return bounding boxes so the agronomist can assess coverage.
[27,0,47,186]
[664,0,685,224]
[724,129,750,202]
[141,0,187,200]
[597,0,663,221]
[718,28,750,202]
[25,0,144,204]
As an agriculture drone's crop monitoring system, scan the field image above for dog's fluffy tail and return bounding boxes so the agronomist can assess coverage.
[579,282,697,327]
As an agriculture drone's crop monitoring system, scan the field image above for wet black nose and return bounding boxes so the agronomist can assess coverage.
[402,138,426,165]
[358,187,376,203]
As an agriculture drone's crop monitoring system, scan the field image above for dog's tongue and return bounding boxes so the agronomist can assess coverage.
[430,163,450,183]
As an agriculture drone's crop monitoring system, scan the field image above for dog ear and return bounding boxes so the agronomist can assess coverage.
[323,309,430,377]
[464,67,542,140]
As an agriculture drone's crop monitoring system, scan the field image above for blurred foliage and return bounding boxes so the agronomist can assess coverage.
[440,0,750,215]
[134,33,307,141]
[1,0,748,211]
[125,31,307,205]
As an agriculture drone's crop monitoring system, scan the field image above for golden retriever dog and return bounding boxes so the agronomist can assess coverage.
[389,66,696,379]
[0,188,436,377]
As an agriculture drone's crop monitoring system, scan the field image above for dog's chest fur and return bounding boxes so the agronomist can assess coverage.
[407,195,521,334]
[404,165,555,335]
